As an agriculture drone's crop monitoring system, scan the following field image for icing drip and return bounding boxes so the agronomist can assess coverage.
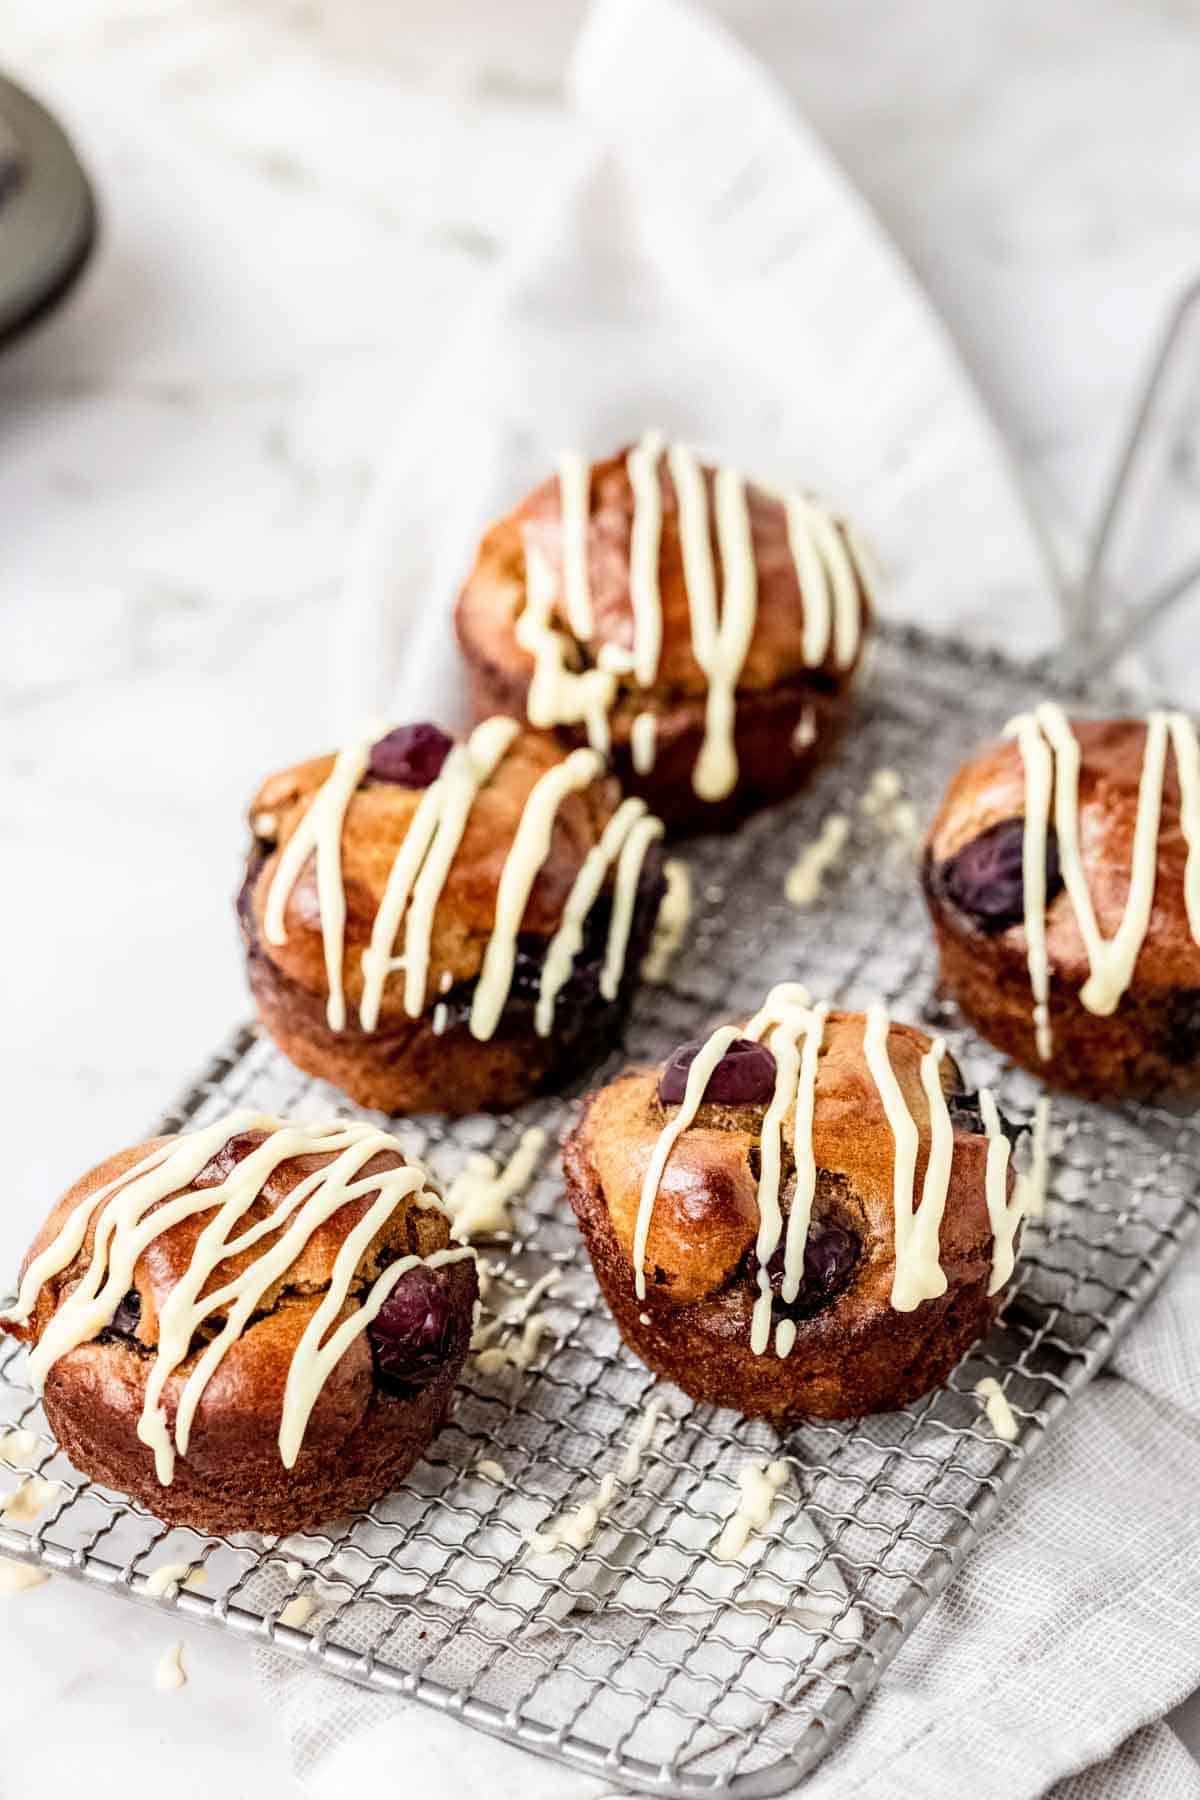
[270,713,650,1045]
[155,1644,187,1692]
[600,812,665,1001]
[791,709,817,753]
[558,451,593,640]
[443,1126,547,1242]
[518,543,615,753]
[515,437,871,807]
[474,1457,507,1484]
[642,858,691,983]
[979,1089,1027,1294]
[536,796,652,1035]
[0,1427,39,1465]
[715,1459,789,1561]
[0,1478,61,1523]
[631,710,658,775]
[785,814,849,906]
[470,746,605,1040]
[526,1398,662,1557]
[626,430,666,687]
[633,1023,742,1302]
[636,989,1036,1340]
[887,1032,954,1313]
[144,1561,206,1598]
[1007,705,1200,1053]
[0,1560,50,1593]
[264,739,370,1032]
[360,715,519,1030]
[473,1270,559,1376]
[1,1113,473,1482]
[975,1376,1018,1442]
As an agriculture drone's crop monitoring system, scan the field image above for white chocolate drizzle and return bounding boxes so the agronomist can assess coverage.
[631,710,658,775]
[636,990,1037,1342]
[715,1459,789,1562]
[516,437,871,805]
[526,1399,662,1557]
[264,739,370,1032]
[262,713,659,1045]
[0,1559,50,1593]
[144,1561,207,1599]
[1006,704,1200,1055]
[974,1376,1018,1442]
[642,858,691,983]
[863,1011,954,1314]
[360,716,519,1031]
[1,1113,473,1483]
[472,1270,560,1377]
[470,746,605,1039]
[0,1477,61,1523]
[443,1127,547,1242]
[0,1427,39,1466]
[155,1643,187,1692]
[785,814,849,906]
[474,1457,507,1485]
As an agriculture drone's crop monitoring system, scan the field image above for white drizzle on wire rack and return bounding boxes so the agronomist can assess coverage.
[263,717,663,1043]
[632,986,1042,1351]
[524,434,873,803]
[1006,703,1200,1058]
[0,1112,474,1483]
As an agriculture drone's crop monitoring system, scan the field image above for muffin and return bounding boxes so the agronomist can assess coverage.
[923,704,1200,1096]
[0,1112,478,1535]
[454,435,874,835]
[239,718,667,1115]
[564,984,1028,1423]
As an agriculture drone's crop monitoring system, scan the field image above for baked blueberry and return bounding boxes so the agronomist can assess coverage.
[367,722,453,787]
[939,817,1062,933]
[658,1038,777,1106]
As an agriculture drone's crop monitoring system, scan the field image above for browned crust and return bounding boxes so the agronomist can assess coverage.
[5,1134,477,1535]
[453,448,870,835]
[924,717,1200,1096]
[240,841,665,1117]
[561,1013,1010,1424]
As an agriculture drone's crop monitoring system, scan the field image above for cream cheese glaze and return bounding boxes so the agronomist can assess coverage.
[262,717,664,1045]
[1006,703,1200,1056]
[633,986,1039,1350]
[1,1113,474,1483]
[519,434,873,804]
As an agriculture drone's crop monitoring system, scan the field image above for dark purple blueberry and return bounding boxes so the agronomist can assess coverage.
[658,1038,778,1106]
[99,1288,141,1343]
[367,1266,456,1396]
[764,1222,860,1320]
[1160,988,1200,1066]
[367,723,453,788]
[939,817,1062,934]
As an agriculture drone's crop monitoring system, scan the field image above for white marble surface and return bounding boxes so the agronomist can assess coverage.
[3,0,1200,1791]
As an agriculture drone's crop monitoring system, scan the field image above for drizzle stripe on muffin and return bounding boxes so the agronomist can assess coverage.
[1,1114,473,1482]
[1006,704,1200,1057]
[637,985,1044,1353]
[518,436,874,803]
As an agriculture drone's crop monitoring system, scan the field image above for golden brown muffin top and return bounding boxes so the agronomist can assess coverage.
[247,725,632,1025]
[4,1121,473,1465]
[574,1011,999,1309]
[927,716,1200,994]
[455,445,872,736]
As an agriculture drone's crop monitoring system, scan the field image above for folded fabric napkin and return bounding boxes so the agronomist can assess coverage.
[258,0,1200,1794]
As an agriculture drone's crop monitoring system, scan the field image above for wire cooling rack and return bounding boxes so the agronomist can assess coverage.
[2,623,1199,1799]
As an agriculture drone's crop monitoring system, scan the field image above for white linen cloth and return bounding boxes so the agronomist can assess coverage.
[258,0,1200,1793]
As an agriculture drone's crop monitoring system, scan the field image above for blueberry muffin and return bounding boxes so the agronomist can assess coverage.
[0,1114,478,1534]
[240,719,667,1115]
[454,435,874,835]
[564,984,1028,1422]
[923,704,1200,1096]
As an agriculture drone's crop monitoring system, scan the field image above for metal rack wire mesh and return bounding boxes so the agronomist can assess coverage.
[2,623,1198,1798]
